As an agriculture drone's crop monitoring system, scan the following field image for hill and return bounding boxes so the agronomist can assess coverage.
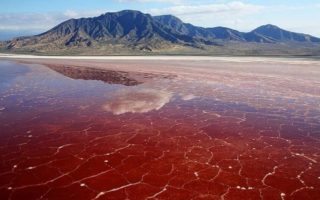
[1,10,320,56]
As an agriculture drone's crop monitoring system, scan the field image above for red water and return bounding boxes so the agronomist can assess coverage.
[0,60,319,200]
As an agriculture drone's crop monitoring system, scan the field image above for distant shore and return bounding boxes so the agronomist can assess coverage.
[0,53,319,64]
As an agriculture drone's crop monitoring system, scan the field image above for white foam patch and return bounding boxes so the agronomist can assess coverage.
[103,89,172,115]
[181,94,196,101]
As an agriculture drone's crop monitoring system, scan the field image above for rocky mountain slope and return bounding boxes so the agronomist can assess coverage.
[1,10,320,55]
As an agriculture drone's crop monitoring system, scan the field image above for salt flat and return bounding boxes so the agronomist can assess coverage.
[0,56,319,200]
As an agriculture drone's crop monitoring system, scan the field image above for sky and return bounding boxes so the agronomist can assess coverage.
[0,0,320,40]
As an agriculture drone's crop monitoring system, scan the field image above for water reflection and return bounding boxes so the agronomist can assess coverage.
[47,65,142,86]
[0,61,30,87]
[103,89,172,115]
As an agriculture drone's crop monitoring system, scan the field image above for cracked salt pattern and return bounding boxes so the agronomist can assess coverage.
[0,59,320,200]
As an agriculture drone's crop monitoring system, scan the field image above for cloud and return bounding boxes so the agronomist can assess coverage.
[0,10,104,31]
[144,1,268,33]
[148,1,264,16]
[143,1,265,33]
[103,89,172,115]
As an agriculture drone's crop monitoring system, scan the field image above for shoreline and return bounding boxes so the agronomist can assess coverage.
[0,53,320,64]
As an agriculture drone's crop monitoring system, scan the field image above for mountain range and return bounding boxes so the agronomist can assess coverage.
[1,10,320,55]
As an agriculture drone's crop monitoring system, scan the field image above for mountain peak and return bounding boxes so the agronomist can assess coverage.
[153,14,184,28]
[256,24,281,30]
[251,24,320,42]
[250,24,282,35]
[106,10,144,15]
[98,10,151,19]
